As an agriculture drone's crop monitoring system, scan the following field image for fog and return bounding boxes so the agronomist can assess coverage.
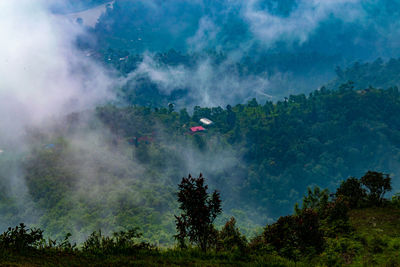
[1,0,400,244]
[0,0,115,234]
[0,0,255,242]
[92,0,400,107]
[0,0,113,141]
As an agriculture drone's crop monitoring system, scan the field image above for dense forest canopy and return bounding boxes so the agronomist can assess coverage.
[2,1,400,263]
[2,83,400,245]
[328,58,400,91]
[92,0,400,58]
[72,0,400,106]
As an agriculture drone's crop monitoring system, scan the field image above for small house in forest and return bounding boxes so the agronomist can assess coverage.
[190,126,206,133]
[200,118,213,125]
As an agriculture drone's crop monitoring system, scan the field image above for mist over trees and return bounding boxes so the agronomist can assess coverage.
[1,171,398,265]
[3,1,400,265]
[1,84,400,245]
[69,0,400,108]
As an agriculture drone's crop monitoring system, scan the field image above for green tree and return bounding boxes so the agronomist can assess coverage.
[0,223,43,252]
[174,174,222,252]
[295,186,329,215]
[179,108,190,124]
[262,209,324,260]
[217,217,247,252]
[361,171,392,206]
[335,177,366,208]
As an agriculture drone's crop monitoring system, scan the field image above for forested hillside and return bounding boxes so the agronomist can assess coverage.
[328,58,400,90]
[4,0,400,265]
[2,84,400,245]
[79,0,400,104]
[95,49,339,106]
[2,171,400,266]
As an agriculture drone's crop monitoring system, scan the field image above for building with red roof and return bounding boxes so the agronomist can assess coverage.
[190,126,206,133]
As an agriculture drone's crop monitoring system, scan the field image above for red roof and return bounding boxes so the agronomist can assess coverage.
[190,126,205,132]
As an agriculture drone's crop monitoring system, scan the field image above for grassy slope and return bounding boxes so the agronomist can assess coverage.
[0,249,298,267]
[347,207,400,266]
[2,207,400,266]
[316,206,400,266]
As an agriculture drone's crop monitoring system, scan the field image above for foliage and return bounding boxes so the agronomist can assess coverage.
[0,223,43,252]
[335,177,366,208]
[260,209,324,260]
[294,185,351,235]
[53,233,76,251]
[82,228,152,255]
[175,174,222,252]
[217,217,247,252]
[95,85,400,223]
[295,186,329,215]
[319,196,352,237]
[360,171,392,206]
[391,193,400,208]
[318,237,362,266]
[328,58,400,91]
[1,175,400,265]
[6,85,400,245]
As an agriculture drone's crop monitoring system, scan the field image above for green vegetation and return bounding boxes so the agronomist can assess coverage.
[175,174,222,251]
[2,171,400,266]
[3,84,400,246]
[329,58,400,91]
[6,1,400,265]
[96,48,339,106]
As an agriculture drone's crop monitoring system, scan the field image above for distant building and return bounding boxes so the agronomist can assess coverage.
[190,126,206,133]
[200,118,213,125]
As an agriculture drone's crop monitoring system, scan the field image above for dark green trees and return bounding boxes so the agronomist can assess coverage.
[0,223,43,252]
[295,186,330,214]
[217,217,247,252]
[175,174,222,252]
[82,228,151,255]
[335,171,392,207]
[361,171,392,205]
[261,209,324,260]
[335,177,366,208]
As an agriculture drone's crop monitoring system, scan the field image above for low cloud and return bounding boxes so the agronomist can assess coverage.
[0,0,115,231]
[0,0,114,143]
[127,53,275,107]
[242,0,363,45]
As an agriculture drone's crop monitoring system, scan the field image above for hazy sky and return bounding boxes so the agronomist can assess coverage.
[0,0,114,144]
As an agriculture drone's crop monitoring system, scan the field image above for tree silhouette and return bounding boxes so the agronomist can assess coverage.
[335,177,366,208]
[361,171,392,205]
[174,173,222,252]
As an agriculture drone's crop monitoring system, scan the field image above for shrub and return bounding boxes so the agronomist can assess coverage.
[0,223,43,252]
[335,177,366,208]
[42,232,76,252]
[321,196,352,236]
[370,236,387,254]
[82,228,152,255]
[319,237,361,266]
[262,209,324,260]
[391,193,400,208]
[361,171,392,206]
[217,217,247,252]
[295,186,329,215]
